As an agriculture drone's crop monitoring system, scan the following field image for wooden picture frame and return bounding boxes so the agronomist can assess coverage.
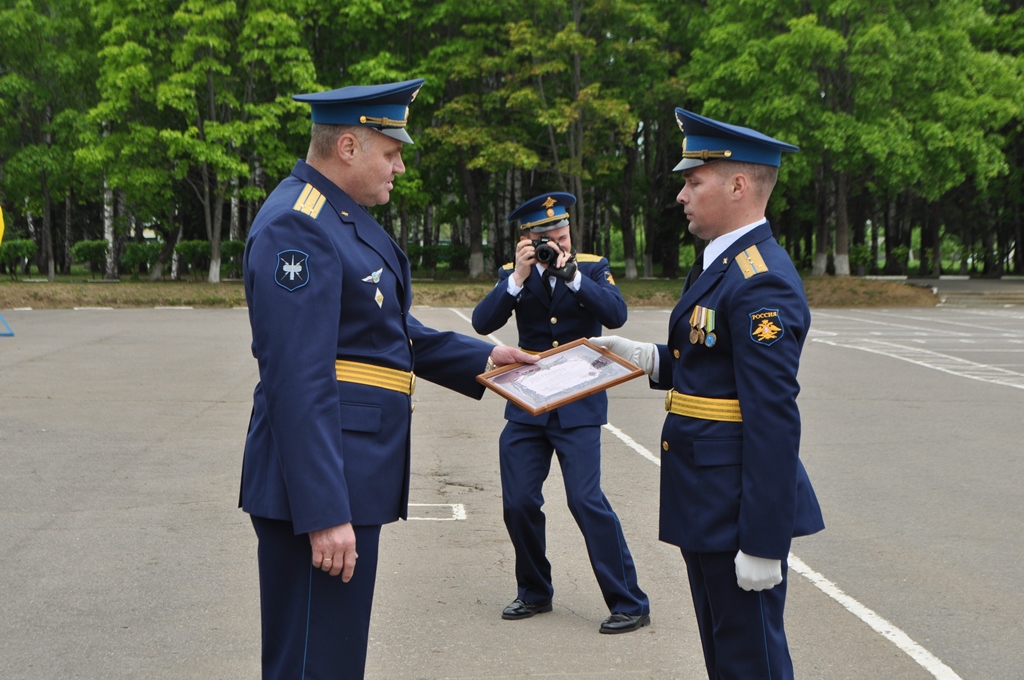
[477,338,645,416]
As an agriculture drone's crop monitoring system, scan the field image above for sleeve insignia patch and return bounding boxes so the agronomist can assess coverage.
[605,271,616,285]
[292,184,326,219]
[735,246,769,279]
[276,250,309,291]
[749,307,784,345]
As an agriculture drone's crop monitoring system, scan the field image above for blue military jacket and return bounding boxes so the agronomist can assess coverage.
[240,160,492,533]
[652,222,824,559]
[472,255,627,428]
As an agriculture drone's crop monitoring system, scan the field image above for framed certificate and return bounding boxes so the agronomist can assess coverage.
[477,338,645,416]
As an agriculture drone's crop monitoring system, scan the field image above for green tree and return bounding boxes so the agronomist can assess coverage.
[156,0,317,283]
[0,0,98,281]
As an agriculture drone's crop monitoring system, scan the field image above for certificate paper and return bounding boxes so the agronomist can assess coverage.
[477,338,645,415]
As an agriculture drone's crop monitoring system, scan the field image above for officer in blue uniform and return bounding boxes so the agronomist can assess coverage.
[593,110,824,678]
[472,193,651,634]
[240,79,534,679]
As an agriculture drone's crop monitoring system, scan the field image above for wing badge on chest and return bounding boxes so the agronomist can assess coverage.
[362,267,385,308]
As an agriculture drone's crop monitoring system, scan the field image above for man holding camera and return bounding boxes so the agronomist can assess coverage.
[472,192,650,634]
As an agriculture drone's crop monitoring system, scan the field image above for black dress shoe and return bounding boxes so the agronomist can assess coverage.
[501,598,553,620]
[599,612,651,634]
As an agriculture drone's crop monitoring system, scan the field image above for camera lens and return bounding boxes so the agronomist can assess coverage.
[535,244,556,264]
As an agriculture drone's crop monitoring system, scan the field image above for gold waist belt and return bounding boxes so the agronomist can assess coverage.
[335,360,416,396]
[665,390,742,422]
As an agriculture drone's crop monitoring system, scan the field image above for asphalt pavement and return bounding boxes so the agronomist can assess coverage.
[0,297,1022,679]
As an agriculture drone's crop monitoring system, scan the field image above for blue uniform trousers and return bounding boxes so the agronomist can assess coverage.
[499,415,648,615]
[251,517,382,680]
[681,550,793,680]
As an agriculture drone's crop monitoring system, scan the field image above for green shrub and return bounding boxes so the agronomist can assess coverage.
[0,239,38,279]
[121,242,163,278]
[220,240,245,278]
[849,244,872,267]
[71,240,108,277]
[175,240,211,278]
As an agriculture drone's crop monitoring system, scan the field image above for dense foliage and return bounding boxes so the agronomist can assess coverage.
[1,0,1021,282]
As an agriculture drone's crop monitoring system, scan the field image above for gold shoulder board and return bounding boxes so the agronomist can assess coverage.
[735,246,769,279]
[575,253,603,263]
[293,184,327,219]
[501,262,515,271]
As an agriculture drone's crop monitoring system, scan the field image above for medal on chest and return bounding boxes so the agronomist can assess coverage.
[688,305,717,347]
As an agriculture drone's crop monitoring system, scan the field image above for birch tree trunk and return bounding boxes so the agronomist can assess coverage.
[103,178,116,279]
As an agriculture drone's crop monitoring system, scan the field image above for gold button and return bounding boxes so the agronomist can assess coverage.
[552,340,559,348]
[662,441,669,451]
[550,317,558,324]
[673,349,680,358]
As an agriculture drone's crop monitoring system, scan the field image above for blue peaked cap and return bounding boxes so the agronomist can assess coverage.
[673,108,798,171]
[293,79,425,144]
[507,192,577,232]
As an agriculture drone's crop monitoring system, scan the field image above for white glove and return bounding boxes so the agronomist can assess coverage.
[734,550,782,591]
[589,335,656,377]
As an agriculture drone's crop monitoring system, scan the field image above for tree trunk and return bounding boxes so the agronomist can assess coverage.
[230,175,241,241]
[812,164,828,276]
[208,182,224,284]
[621,135,638,279]
[63,193,73,275]
[833,171,850,276]
[103,178,116,279]
[458,161,486,279]
[40,170,55,281]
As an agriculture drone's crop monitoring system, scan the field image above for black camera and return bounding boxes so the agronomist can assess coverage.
[531,238,559,264]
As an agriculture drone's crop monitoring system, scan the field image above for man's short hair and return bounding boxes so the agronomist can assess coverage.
[711,160,778,199]
[308,123,373,161]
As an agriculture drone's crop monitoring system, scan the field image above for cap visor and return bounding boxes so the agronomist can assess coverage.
[379,128,414,144]
[673,157,704,172]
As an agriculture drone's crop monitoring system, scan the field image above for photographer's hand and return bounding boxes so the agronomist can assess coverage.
[512,239,535,287]
[546,245,578,281]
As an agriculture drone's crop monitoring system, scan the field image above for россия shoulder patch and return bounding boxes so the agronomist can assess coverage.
[276,250,309,291]
[749,307,784,346]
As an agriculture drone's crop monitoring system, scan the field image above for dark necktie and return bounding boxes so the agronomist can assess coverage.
[542,270,554,298]
[685,256,704,290]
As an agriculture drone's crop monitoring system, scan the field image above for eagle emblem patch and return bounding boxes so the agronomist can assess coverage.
[749,308,784,345]
[276,250,309,291]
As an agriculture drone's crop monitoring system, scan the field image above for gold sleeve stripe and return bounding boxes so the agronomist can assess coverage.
[736,246,768,279]
[293,184,326,219]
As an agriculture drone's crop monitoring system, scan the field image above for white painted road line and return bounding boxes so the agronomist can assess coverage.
[407,503,467,521]
[813,337,1024,391]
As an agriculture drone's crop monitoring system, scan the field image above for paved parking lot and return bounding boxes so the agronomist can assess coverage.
[0,302,1021,678]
